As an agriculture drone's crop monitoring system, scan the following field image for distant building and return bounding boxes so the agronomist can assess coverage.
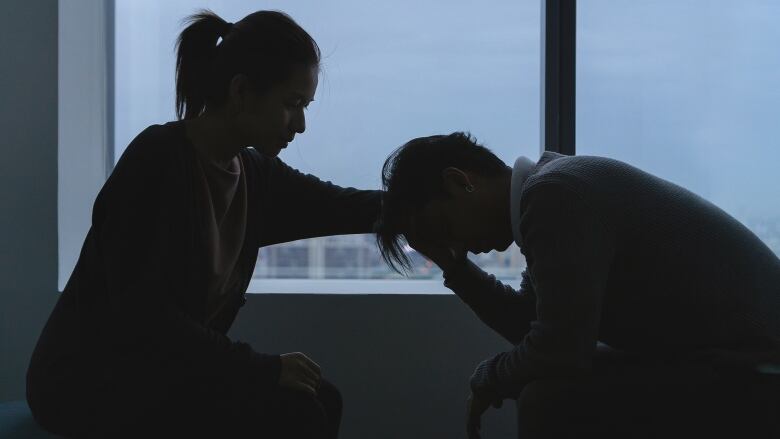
[253,234,527,281]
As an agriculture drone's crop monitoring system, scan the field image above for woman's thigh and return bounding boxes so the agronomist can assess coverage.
[32,358,342,439]
[142,378,343,438]
[253,381,341,439]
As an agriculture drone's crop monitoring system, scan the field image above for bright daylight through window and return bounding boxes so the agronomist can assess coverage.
[578,0,780,256]
[114,0,540,291]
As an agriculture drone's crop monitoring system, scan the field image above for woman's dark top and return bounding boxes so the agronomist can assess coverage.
[27,121,381,410]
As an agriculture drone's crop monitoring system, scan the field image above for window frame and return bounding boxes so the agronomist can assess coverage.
[58,0,115,291]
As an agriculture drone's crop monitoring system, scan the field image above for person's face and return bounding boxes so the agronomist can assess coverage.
[414,170,514,255]
[231,65,318,157]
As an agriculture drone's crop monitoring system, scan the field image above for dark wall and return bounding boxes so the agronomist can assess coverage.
[0,0,59,402]
[230,294,518,439]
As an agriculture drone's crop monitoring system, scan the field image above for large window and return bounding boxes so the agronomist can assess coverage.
[113,0,540,291]
[61,1,780,292]
[578,0,780,255]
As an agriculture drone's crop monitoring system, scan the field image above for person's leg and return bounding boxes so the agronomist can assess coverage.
[156,376,343,438]
[33,365,344,439]
[516,350,779,439]
[315,379,343,439]
[254,378,342,439]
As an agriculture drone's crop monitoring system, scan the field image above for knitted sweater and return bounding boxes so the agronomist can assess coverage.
[444,152,780,400]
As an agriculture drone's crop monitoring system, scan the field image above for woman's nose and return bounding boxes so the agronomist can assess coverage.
[291,110,306,134]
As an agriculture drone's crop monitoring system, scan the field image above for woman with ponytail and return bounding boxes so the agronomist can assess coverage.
[27,10,378,438]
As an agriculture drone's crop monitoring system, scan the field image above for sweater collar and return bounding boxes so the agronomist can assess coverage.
[510,156,537,245]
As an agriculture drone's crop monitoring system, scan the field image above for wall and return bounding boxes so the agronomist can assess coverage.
[0,0,59,403]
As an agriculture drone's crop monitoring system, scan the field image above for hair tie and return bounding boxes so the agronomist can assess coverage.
[220,22,234,38]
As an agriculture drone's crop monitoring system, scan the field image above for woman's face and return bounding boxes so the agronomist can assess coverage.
[234,65,318,157]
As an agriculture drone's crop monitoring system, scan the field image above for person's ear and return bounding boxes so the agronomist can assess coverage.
[227,74,253,115]
[441,167,476,197]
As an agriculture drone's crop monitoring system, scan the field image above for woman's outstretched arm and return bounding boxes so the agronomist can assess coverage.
[247,149,382,247]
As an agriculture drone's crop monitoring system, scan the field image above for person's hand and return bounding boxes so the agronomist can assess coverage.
[466,392,502,439]
[279,352,321,395]
[405,217,466,273]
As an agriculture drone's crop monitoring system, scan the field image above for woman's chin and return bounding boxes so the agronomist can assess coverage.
[258,145,283,157]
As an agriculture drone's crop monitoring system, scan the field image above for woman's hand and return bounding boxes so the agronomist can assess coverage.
[279,352,322,395]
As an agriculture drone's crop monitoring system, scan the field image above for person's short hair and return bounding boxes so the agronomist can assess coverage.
[375,132,507,273]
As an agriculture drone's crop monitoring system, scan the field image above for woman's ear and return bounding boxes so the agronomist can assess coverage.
[227,74,251,114]
[441,167,476,196]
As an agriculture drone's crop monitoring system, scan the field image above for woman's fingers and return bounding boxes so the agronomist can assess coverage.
[290,353,321,388]
[291,380,317,396]
[292,358,320,382]
[280,352,322,394]
[298,353,322,378]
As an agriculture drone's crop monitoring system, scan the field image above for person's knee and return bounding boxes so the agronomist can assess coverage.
[273,390,329,437]
[516,379,580,436]
[316,379,343,420]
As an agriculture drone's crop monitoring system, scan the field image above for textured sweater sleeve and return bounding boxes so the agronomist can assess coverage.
[97,139,280,394]
[469,183,615,400]
[256,155,382,246]
[443,261,536,345]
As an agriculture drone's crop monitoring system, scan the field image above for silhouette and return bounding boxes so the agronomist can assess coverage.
[27,10,379,438]
[376,132,780,438]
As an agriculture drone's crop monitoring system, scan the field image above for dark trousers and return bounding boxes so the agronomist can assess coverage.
[515,349,780,439]
[29,367,342,439]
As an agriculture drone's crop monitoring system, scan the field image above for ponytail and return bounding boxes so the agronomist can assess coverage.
[175,10,229,120]
[175,9,320,121]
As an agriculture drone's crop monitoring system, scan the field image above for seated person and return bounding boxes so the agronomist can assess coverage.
[27,10,379,438]
[375,132,780,438]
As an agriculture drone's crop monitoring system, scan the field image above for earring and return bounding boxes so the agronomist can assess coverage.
[466,185,475,193]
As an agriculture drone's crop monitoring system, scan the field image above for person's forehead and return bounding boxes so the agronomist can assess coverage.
[283,66,318,96]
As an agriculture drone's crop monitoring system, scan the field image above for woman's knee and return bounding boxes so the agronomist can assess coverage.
[516,379,587,436]
[316,379,343,419]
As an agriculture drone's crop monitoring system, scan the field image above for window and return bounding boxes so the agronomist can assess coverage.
[578,0,780,255]
[112,0,541,292]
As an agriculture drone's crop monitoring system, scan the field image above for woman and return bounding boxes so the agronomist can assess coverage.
[27,10,380,438]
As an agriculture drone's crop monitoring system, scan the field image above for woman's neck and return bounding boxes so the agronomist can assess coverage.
[183,110,244,168]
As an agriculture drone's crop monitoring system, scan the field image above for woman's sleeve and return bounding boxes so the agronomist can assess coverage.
[254,154,382,246]
[96,140,280,394]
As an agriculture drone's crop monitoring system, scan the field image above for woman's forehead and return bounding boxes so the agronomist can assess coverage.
[282,66,318,97]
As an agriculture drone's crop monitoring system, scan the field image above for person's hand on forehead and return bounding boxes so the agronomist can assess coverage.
[406,209,465,272]
[407,208,442,247]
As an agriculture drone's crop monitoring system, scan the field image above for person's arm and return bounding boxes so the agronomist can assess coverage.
[250,152,382,246]
[405,219,536,345]
[469,183,615,401]
[442,261,537,345]
[96,140,281,395]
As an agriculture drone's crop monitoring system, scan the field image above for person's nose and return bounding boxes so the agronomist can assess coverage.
[290,108,306,134]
